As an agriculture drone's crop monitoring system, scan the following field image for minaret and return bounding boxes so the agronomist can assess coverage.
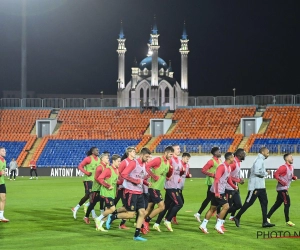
[147,26,153,57]
[150,16,160,87]
[117,21,126,89]
[179,21,189,90]
[131,57,139,90]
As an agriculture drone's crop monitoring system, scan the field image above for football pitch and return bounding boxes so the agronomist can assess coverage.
[1,177,299,250]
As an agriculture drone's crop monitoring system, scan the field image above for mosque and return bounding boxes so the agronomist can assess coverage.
[116,19,189,110]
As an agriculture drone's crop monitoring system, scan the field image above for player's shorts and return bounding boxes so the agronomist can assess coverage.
[0,184,6,194]
[89,191,101,204]
[125,192,145,211]
[83,181,93,195]
[148,188,163,204]
[102,197,115,208]
[211,193,228,206]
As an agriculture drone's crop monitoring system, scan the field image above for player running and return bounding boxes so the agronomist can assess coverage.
[199,152,237,234]
[171,152,192,224]
[267,153,297,226]
[194,147,222,223]
[83,152,110,224]
[106,147,152,241]
[94,154,121,231]
[154,145,185,232]
[143,146,174,233]
[114,146,136,229]
[72,147,100,219]
[0,147,9,222]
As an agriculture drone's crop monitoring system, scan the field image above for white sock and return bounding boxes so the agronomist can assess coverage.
[91,210,97,218]
[100,220,104,227]
[216,218,223,228]
[229,216,234,219]
[154,223,159,227]
[196,213,200,217]
[98,214,105,221]
[75,204,80,210]
[85,202,90,207]
[166,220,171,223]
[201,219,208,228]
[0,211,3,218]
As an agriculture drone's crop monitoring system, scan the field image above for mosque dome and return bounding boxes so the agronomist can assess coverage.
[139,56,168,71]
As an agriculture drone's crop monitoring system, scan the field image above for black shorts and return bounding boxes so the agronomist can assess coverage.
[83,181,93,195]
[211,193,228,206]
[125,193,145,211]
[102,197,115,208]
[148,188,163,204]
[89,191,101,204]
[0,184,6,194]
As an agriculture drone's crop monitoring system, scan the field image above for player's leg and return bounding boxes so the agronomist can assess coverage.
[133,195,147,241]
[282,191,293,226]
[171,189,184,224]
[215,198,229,234]
[194,185,212,222]
[155,190,172,226]
[267,191,282,222]
[257,189,273,226]
[72,181,91,219]
[0,185,9,222]
[144,189,165,231]
[13,170,16,180]
[34,169,38,178]
[164,189,183,231]
[29,169,33,179]
[233,190,258,227]
[228,190,242,220]
[84,192,99,223]
[199,200,217,234]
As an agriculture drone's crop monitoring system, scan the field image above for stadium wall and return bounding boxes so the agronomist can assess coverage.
[6,155,300,177]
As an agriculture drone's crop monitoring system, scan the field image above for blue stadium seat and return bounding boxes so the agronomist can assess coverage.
[157,139,233,153]
[37,139,141,167]
[0,141,26,164]
[250,139,300,154]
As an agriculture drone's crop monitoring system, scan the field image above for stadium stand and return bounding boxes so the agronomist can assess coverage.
[246,106,300,154]
[151,107,256,153]
[0,109,51,165]
[35,109,165,167]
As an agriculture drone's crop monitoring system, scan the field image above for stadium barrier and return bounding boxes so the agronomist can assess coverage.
[1,94,299,108]
[7,167,300,178]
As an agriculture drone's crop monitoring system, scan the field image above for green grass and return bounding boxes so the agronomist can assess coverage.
[1,177,299,249]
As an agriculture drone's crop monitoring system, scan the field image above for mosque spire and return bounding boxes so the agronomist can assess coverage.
[119,20,125,39]
[152,15,158,35]
[182,20,187,40]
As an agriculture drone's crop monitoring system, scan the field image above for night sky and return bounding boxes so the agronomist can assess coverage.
[0,0,299,97]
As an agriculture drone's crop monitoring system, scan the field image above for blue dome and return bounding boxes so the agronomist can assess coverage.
[139,56,168,71]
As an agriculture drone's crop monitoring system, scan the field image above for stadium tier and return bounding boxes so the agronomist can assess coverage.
[37,139,141,167]
[246,106,300,153]
[33,109,165,166]
[150,107,256,152]
[0,109,51,165]
[155,139,233,153]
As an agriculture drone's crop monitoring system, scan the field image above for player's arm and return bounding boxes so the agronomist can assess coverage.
[227,176,238,190]
[118,161,127,174]
[145,157,161,181]
[274,166,288,186]
[98,168,112,189]
[94,166,104,183]
[166,164,173,178]
[186,165,192,178]
[201,160,215,177]
[121,161,141,185]
[214,165,225,197]
[253,158,268,178]
[77,157,92,176]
